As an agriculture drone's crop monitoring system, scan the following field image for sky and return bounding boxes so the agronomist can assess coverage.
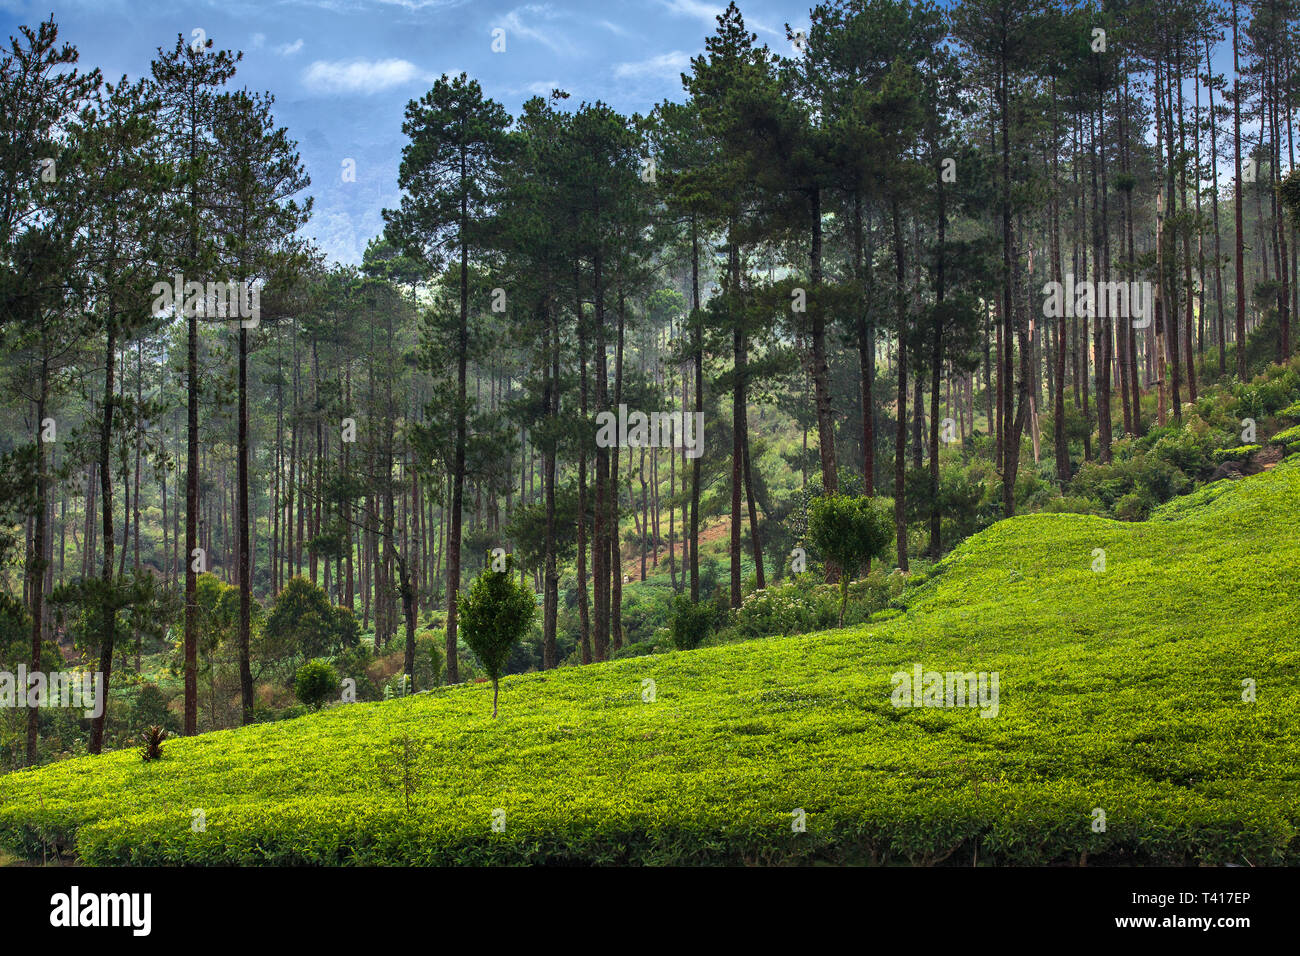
[0,0,821,264]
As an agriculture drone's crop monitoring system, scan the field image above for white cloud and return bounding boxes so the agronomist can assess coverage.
[276,39,305,55]
[251,32,266,49]
[302,58,429,95]
[497,4,577,57]
[598,19,630,38]
[613,51,691,79]
[658,0,720,22]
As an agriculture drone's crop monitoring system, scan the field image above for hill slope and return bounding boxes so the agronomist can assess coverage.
[2,460,1298,866]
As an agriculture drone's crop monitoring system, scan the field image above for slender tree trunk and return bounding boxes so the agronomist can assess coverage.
[91,321,117,755]
[892,200,909,571]
[238,325,254,724]
[1233,0,1248,378]
[25,369,49,765]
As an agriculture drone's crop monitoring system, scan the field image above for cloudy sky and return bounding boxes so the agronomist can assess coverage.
[0,0,816,264]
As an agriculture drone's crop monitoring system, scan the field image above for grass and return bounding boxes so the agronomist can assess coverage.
[1,458,1298,865]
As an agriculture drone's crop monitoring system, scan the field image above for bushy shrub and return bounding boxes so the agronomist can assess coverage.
[669,595,714,650]
[1212,444,1261,464]
[294,659,339,710]
[806,493,895,625]
[1149,422,1216,476]
[723,571,905,641]
[333,643,379,701]
[618,585,675,646]
[265,577,360,666]
[131,684,177,734]
[1113,491,1153,521]
[1040,495,1104,515]
[414,632,444,690]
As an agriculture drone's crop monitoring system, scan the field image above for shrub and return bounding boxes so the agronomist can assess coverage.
[414,632,444,690]
[1113,491,1152,522]
[1270,423,1300,445]
[1212,444,1261,464]
[806,493,895,625]
[294,659,339,711]
[669,595,713,650]
[458,554,537,717]
[130,684,176,734]
[140,725,166,763]
[723,571,905,642]
[333,644,379,701]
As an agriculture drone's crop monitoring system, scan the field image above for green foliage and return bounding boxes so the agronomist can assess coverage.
[1270,423,1300,445]
[294,660,338,711]
[806,494,895,625]
[458,555,536,716]
[669,595,714,650]
[332,644,379,702]
[0,463,1298,864]
[1212,445,1262,464]
[131,685,177,734]
[265,577,360,666]
[415,632,444,690]
[722,571,905,641]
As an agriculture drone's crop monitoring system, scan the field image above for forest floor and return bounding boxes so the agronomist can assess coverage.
[0,457,1296,865]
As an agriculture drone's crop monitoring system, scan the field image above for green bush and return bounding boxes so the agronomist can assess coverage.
[265,577,360,666]
[806,493,895,625]
[414,632,444,690]
[669,595,713,650]
[130,684,177,734]
[332,643,379,702]
[294,659,339,711]
[1212,444,1261,464]
[723,571,905,642]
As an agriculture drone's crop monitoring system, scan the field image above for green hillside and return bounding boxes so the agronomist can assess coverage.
[2,459,1298,866]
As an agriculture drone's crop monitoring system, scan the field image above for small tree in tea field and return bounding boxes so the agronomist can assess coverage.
[806,494,896,626]
[458,554,536,717]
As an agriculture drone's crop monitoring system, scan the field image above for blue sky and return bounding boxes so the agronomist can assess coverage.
[0,0,819,264]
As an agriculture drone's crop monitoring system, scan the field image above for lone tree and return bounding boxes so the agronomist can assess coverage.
[806,494,896,626]
[458,554,536,717]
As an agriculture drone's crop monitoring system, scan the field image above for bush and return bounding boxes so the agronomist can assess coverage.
[333,643,379,702]
[294,659,339,711]
[140,726,166,763]
[1113,491,1152,522]
[414,632,444,691]
[1212,444,1261,464]
[806,493,895,625]
[131,684,177,734]
[669,595,713,650]
[722,571,906,642]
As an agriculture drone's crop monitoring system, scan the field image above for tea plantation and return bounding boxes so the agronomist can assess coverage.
[1,459,1297,866]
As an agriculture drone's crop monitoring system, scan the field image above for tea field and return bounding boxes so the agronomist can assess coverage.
[1,459,1297,865]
